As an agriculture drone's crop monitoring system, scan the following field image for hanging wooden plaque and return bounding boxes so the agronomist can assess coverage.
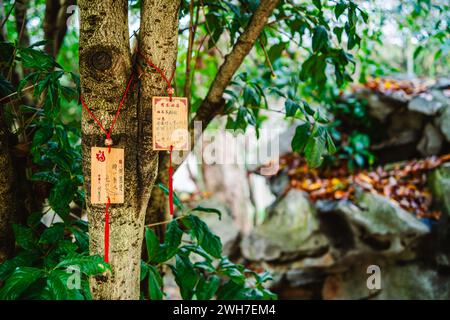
[152,96,188,151]
[90,147,124,204]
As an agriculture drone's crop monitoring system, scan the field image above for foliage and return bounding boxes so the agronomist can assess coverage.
[176,0,369,168]
[0,218,109,300]
[0,42,108,300]
[141,208,275,300]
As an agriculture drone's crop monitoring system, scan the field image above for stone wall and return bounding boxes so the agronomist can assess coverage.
[240,164,450,299]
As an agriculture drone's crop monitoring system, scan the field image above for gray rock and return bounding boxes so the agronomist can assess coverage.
[434,77,450,89]
[241,189,328,262]
[322,262,450,300]
[316,192,430,258]
[408,91,446,115]
[417,123,444,156]
[319,192,429,251]
[366,94,395,122]
[437,105,450,143]
[428,163,450,216]
[352,192,430,245]
[268,173,289,198]
[387,111,424,145]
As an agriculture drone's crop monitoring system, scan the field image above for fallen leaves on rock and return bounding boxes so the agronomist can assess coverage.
[352,77,433,98]
[279,153,450,220]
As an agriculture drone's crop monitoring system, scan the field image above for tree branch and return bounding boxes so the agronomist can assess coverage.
[191,0,280,130]
[44,0,75,57]
[14,0,29,47]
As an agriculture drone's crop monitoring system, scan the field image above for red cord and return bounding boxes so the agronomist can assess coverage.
[137,51,175,101]
[80,72,134,264]
[104,196,110,263]
[168,145,174,216]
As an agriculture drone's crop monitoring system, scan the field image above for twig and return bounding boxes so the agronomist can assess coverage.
[200,0,224,58]
[0,84,35,103]
[184,0,199,103]
[259,39,276,77]
[0,0,15,30]
[146,214,186,228]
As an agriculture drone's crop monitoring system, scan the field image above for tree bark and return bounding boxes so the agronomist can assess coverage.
[79,0,180,300]
[44,0,75,57]
[14,0,29,47]
[139,0,181,230]
[144,0,280,227]
[0,122,15,263]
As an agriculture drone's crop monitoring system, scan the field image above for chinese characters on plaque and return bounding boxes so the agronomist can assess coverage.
[152,96,188,151]
[90,147,124,204]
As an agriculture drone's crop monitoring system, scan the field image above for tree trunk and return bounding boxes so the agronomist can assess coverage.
[44,0,75,57]
[79,0,180,300]
[145,153,170,239]
[0,123,15,263]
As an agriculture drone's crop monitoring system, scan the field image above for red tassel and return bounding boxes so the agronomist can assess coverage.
[168,145,174,216]
[104,197,110,263]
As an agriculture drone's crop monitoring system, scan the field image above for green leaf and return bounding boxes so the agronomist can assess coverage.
[243,86,260,107]
[325,131,337,155]
[31,126,53,152]
[303,101,315,116]
[333,26,344,42]
[291,123,311,153]
[285,99,299,117]
[217,280,248,300]
[48,177,75,217]
[148,265,164,300]
[334,2,347,19]
[71,227,89,252]
[414,45,424,59]
[313,0,322,10]
[183,215,222,258]
[46,271,68,300]
[31,171,58,184]
[0,267,45,300]
[140,261,148,281]
[145,227,160,262]
[56,253,109,276]
[360,9,369,23]
[18,47,60,71]
[304,135,326,168]
[39,223,65,245]
[189,206,222,219]
[47,269,85,300]
[267,42,286,63]
[171,254,198,300]
[254,271,273,284]
[0,251,39,281]
[218,258,246,285]
[299,54,316,81]
[196,275,220,300]
[12,224,36,251]
[312,26,328,52]
[29,40,47,48]
[165,220,183,249]
[157,183,184,210]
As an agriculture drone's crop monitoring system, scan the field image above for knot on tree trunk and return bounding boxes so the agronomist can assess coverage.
[90,49,113,71]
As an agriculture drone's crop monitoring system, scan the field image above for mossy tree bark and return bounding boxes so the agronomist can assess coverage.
[78,0,180,299]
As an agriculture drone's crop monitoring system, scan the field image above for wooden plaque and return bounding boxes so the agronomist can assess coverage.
[90,147,124,204]
[152,96,188,151]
